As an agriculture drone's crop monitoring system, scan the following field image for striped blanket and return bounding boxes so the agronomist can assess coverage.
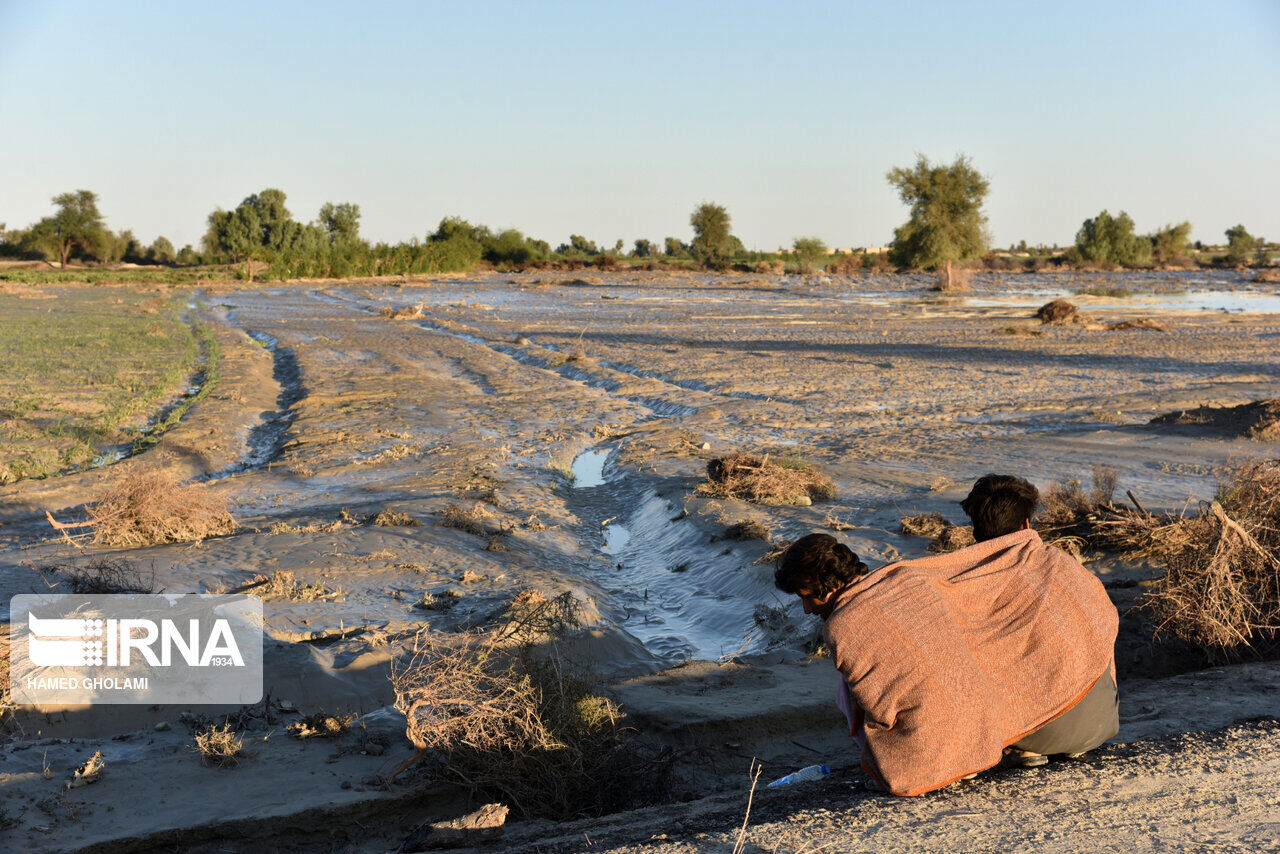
[825,528,1118,796]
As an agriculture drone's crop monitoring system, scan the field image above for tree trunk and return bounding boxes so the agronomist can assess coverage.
[60,241,70,269]
[945,259,953,290]
[244,257,253,282]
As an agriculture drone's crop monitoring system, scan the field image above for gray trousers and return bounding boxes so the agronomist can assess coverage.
[1012,670,1119,755]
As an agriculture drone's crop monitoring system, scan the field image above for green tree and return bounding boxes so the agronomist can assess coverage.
[1225,224,1258,265]
[791,236,828,272]
[1071,210,1152,266]
[30,190,107,267]
[663,237,687,257]
[632,238,654,258]
[556,234,599,257]
[318,202,362,245]
[149,236,175,263]
[885,155,989,271]
[1149,221,1192,263]
[204,204,264,280]
[689,202,733,269]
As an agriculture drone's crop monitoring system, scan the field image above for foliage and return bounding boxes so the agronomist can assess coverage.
[632,238,653,258]
[1225,224,1259,265]
[1069,210,1152,266]
[1149,221,1192,263]
[689,202,734,269]
[791,236,828,272]
[885,155,989,269]
[663,236,688,258]
[28,190,108,267]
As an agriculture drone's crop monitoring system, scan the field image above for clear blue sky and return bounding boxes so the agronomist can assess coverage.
[1,0,1277,251]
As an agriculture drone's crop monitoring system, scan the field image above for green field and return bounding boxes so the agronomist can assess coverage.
[0,286,213,482]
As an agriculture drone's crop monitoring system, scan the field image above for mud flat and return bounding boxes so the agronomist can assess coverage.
[1,270,1278,852]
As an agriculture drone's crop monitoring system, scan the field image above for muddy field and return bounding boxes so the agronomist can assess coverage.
[2,269,1278,852]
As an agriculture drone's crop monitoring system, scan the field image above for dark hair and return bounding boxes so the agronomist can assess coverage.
[774,533,868,597]
[960,474,1040,541]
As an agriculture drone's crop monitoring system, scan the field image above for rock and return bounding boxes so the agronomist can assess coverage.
[400,803,509,851]
[153,721,171,732]
[700,442,711,450]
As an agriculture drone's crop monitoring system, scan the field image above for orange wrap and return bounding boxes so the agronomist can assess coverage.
[825,528,1118,796]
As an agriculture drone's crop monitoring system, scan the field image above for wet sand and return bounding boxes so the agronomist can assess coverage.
[2,269,1278,851]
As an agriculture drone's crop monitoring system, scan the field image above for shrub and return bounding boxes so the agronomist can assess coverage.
[699,453,836,505]
[87,468,235,547]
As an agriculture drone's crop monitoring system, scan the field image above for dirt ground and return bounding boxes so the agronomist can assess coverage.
[1,269,1278,852]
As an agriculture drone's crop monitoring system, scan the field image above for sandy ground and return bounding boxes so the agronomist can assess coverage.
[2,269,1278,852]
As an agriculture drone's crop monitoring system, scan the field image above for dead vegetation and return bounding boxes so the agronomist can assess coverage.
[931,261,971,292]
[1143,460,1280,656]
[82,469,235,547]
[1034,299,1080,325]
[1107,318,1169,332]
[440,502,508,539]
[192,723,245,767]
[391,591,671,818]
[699,453,836,506]
[998,324,1044,337]
[372,506,420,527]
[287,712,356,739]
[1148,399,1280,442]
[899,512,976,553]
[380,304,426,320]
[41,557,157,593]
[247,569,342,602]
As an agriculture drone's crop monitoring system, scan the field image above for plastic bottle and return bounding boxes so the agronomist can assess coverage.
[767,763,830,787]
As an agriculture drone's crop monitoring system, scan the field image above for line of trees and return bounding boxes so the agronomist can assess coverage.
[0,176,1272,279]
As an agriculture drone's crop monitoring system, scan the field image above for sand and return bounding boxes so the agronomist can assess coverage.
[1,268,1277,852]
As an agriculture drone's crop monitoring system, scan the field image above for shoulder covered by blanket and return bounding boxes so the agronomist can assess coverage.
[826,528,1118,796]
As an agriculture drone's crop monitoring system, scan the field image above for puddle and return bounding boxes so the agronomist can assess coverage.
[571,447,611,488]
[603,523,631,554]
[966,289,1280,314]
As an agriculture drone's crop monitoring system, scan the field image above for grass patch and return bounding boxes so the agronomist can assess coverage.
[41,557,156,593]
[85,468,235,547]
[0,286,208,482]
[0,266,233,286]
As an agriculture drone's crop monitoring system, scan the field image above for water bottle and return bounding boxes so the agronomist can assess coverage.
[767,763,830,787]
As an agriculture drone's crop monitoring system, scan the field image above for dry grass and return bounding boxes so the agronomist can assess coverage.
[1148,399,1280,442]
[440,502,505,538]
[40,557,156,593]
[268,518,343,534]
[248,569,341,601]
[287,712,356,739]
[927,525,976,553]
[1143,460,1280,655]
[0,627,15,744]
[380,304,426,320]
[1107,318,1169,332]
[391,591,671,818]
[86,468,235,547]
[698,453,836,506]
[900,512,951,538]
[372,506,420,527]
[1034,299,1080,325]
[66,751,105,789]
[193,723,244,767]
[930,261,971,292]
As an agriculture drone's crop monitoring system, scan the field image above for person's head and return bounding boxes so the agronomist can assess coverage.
[774,533,868,620]
[960,474,1039,541]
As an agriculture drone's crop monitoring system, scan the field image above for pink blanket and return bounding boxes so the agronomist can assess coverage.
[825,528,1117,796]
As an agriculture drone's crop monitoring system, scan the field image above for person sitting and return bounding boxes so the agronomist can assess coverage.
[775,475,1118,796]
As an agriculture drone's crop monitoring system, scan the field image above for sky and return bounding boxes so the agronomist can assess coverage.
[1,0,1278,252]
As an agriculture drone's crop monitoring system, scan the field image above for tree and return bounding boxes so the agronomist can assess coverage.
[1071,210,1152,266]
[885,155,989,271]
[1225,224,1258,266]
[318,202,361,245]
[1149,221,1192,264]
[31,190,107,267]
[689,202,733,269]
[792,236,829,272]
[663,237,687,257]
[149,236,175,263]
[632,239,654,258]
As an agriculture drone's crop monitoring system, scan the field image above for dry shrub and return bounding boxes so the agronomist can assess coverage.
[900,512,951,538]
[699,453,836,506]
[724,519,771,541]
[193,723,244,767]
[825,511,856,531]
[87,469,235,547]
[1107,318,1168,332]
[372,507,420,527]
[1143,460,1280,655]
[1253,267,1280,283]
[927,525,976,553]
[824,254,860,275]
[999,324,1044,337]
[287,712,356,739]
[269,519,343,534]
[391,592,671,818]
[439,502,505,538]
[249,569,339,601]
[42,558,156,594]
[1034,299,1080,325]
[755,259,786,274]
[1148,399,1280,442]
[380,304,425,320]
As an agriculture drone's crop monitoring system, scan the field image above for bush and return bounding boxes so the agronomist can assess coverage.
[86,468,235,547]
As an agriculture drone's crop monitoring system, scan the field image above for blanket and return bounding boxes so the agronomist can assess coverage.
[825,528,1118,796]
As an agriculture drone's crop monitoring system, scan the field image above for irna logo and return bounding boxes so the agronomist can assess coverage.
[27,612,245,668]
